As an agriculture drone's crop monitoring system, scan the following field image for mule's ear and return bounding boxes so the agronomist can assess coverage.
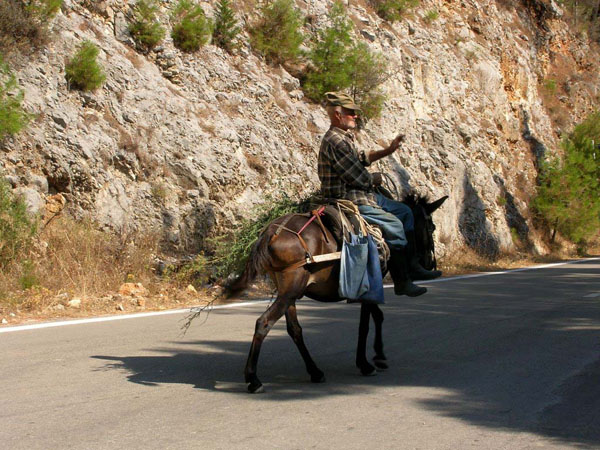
[425,195,448,214]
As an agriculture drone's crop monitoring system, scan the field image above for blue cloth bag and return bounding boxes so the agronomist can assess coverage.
[338,232,369,300]
[358,234,385,304]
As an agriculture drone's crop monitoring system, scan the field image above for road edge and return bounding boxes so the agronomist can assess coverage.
[1,256,598,334]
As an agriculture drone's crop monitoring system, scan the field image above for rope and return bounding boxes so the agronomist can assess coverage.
[335,199,389,263]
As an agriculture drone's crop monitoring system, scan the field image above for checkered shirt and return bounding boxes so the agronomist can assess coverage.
[318,127,377,206]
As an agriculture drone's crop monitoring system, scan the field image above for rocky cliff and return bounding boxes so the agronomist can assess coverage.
[2,0,599,261]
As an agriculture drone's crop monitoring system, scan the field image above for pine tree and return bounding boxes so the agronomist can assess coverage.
[347,42,388,120]
[302,2,388,120]
[249,0,304,64]
[303,1,354,101]
[0,55,31,139]
[534,112,600,247]
[171,0,212,52]
[213,0,240,53]
[65,40,106,91]
[129,0,166,52]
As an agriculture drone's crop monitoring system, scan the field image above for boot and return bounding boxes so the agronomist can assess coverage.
[388,249,427,297]
[406,230,442,281]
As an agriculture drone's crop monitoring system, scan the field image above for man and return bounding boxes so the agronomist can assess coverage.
[318,91,441,297]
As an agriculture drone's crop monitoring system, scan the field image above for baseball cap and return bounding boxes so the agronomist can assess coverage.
[324,92,361,112]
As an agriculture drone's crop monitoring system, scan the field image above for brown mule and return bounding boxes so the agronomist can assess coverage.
[228,194,447,393]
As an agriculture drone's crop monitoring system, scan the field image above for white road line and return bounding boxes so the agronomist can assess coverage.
[1,257,598,334]
[584,292,600,298]
[0,300,271,334]
[407,256,600,285]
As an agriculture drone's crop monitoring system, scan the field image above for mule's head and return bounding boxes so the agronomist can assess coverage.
[403,194,448,270]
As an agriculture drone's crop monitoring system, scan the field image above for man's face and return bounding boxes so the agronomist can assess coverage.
[338,107,358,130]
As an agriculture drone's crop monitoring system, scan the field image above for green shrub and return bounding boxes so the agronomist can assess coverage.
[371,0,419,21]
[129,0,166,51]
[209,193,308,278]
[533,111,600,246]
[303,2,388,120]
[26,0,62,23]
[423,9,439,23]
[165,254,210,288]
[65,40,106,91]
[559,0,600,43]
[0,0,62,52]
[171,0,212,52]
[19,259,40,290]
[544,78,557,95]
[213,0,240,53]
[510,227,520,245]
[303,1,354,101]
[0,55,31,140]
[0,178,38,269]
[249,0,304,64]
[347,42,388,120]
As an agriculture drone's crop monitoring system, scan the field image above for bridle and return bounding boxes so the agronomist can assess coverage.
[416,204,438,271]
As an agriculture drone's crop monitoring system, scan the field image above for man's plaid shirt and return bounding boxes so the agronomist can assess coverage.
[318,127,377,206]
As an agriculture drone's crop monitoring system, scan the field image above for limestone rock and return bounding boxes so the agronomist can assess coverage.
[44,194,67,224]
[67,298,82,308]
[186,284,197,293]
[1,0,597,262]
[118,282,148,298]
[14,187,45,216]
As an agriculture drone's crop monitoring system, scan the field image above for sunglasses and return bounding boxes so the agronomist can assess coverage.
[341,108,358,117]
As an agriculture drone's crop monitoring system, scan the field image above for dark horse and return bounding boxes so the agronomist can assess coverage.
[228,192,448,393]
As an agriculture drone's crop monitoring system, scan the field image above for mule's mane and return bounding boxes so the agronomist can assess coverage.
[400,191,430,208]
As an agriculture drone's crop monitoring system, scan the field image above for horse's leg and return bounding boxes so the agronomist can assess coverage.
[356,302,376,376]
[244,270,308,393]
[370,304,388,370]
[244,297,289,393]
[285,303,325,383]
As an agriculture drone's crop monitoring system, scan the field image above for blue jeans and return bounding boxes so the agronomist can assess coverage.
[357,193,414,251]
[375,193,414,232]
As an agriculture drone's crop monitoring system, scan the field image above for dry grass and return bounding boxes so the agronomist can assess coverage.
[0,0,49,55]
[437,243,596,277]
[0,216,215,324]
[0,217,158,304]
[124,47,146,70]
[243,150,267,174]
[2,213,597,326]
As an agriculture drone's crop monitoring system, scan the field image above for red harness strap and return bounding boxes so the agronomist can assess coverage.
[268,206,332,272]
[297,205,326,235]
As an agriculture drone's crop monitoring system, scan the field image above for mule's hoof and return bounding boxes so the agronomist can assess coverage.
[247,382,264,394]
[373,357,388,371]
[359,363,377,376]
[310,371,326,383]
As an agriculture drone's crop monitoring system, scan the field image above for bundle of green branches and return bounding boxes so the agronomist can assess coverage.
[209,192,319,279]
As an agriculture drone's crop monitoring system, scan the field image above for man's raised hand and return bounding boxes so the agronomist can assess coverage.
[389,134,406,152]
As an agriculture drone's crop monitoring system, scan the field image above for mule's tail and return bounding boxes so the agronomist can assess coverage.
[224,228,274,298]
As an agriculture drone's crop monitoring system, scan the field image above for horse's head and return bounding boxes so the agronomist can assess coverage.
[402,193,448,270]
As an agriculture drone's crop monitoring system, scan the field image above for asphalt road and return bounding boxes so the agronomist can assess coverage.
[1,259,599,450]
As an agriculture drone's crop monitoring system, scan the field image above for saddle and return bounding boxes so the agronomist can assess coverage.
[269,199,389,273]
[323,200,389,269]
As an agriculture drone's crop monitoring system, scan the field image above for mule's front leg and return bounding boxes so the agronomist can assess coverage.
[356,303,376,375]
[244,299,288,393]
[370,304,388,370]
[285,304,325,383]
